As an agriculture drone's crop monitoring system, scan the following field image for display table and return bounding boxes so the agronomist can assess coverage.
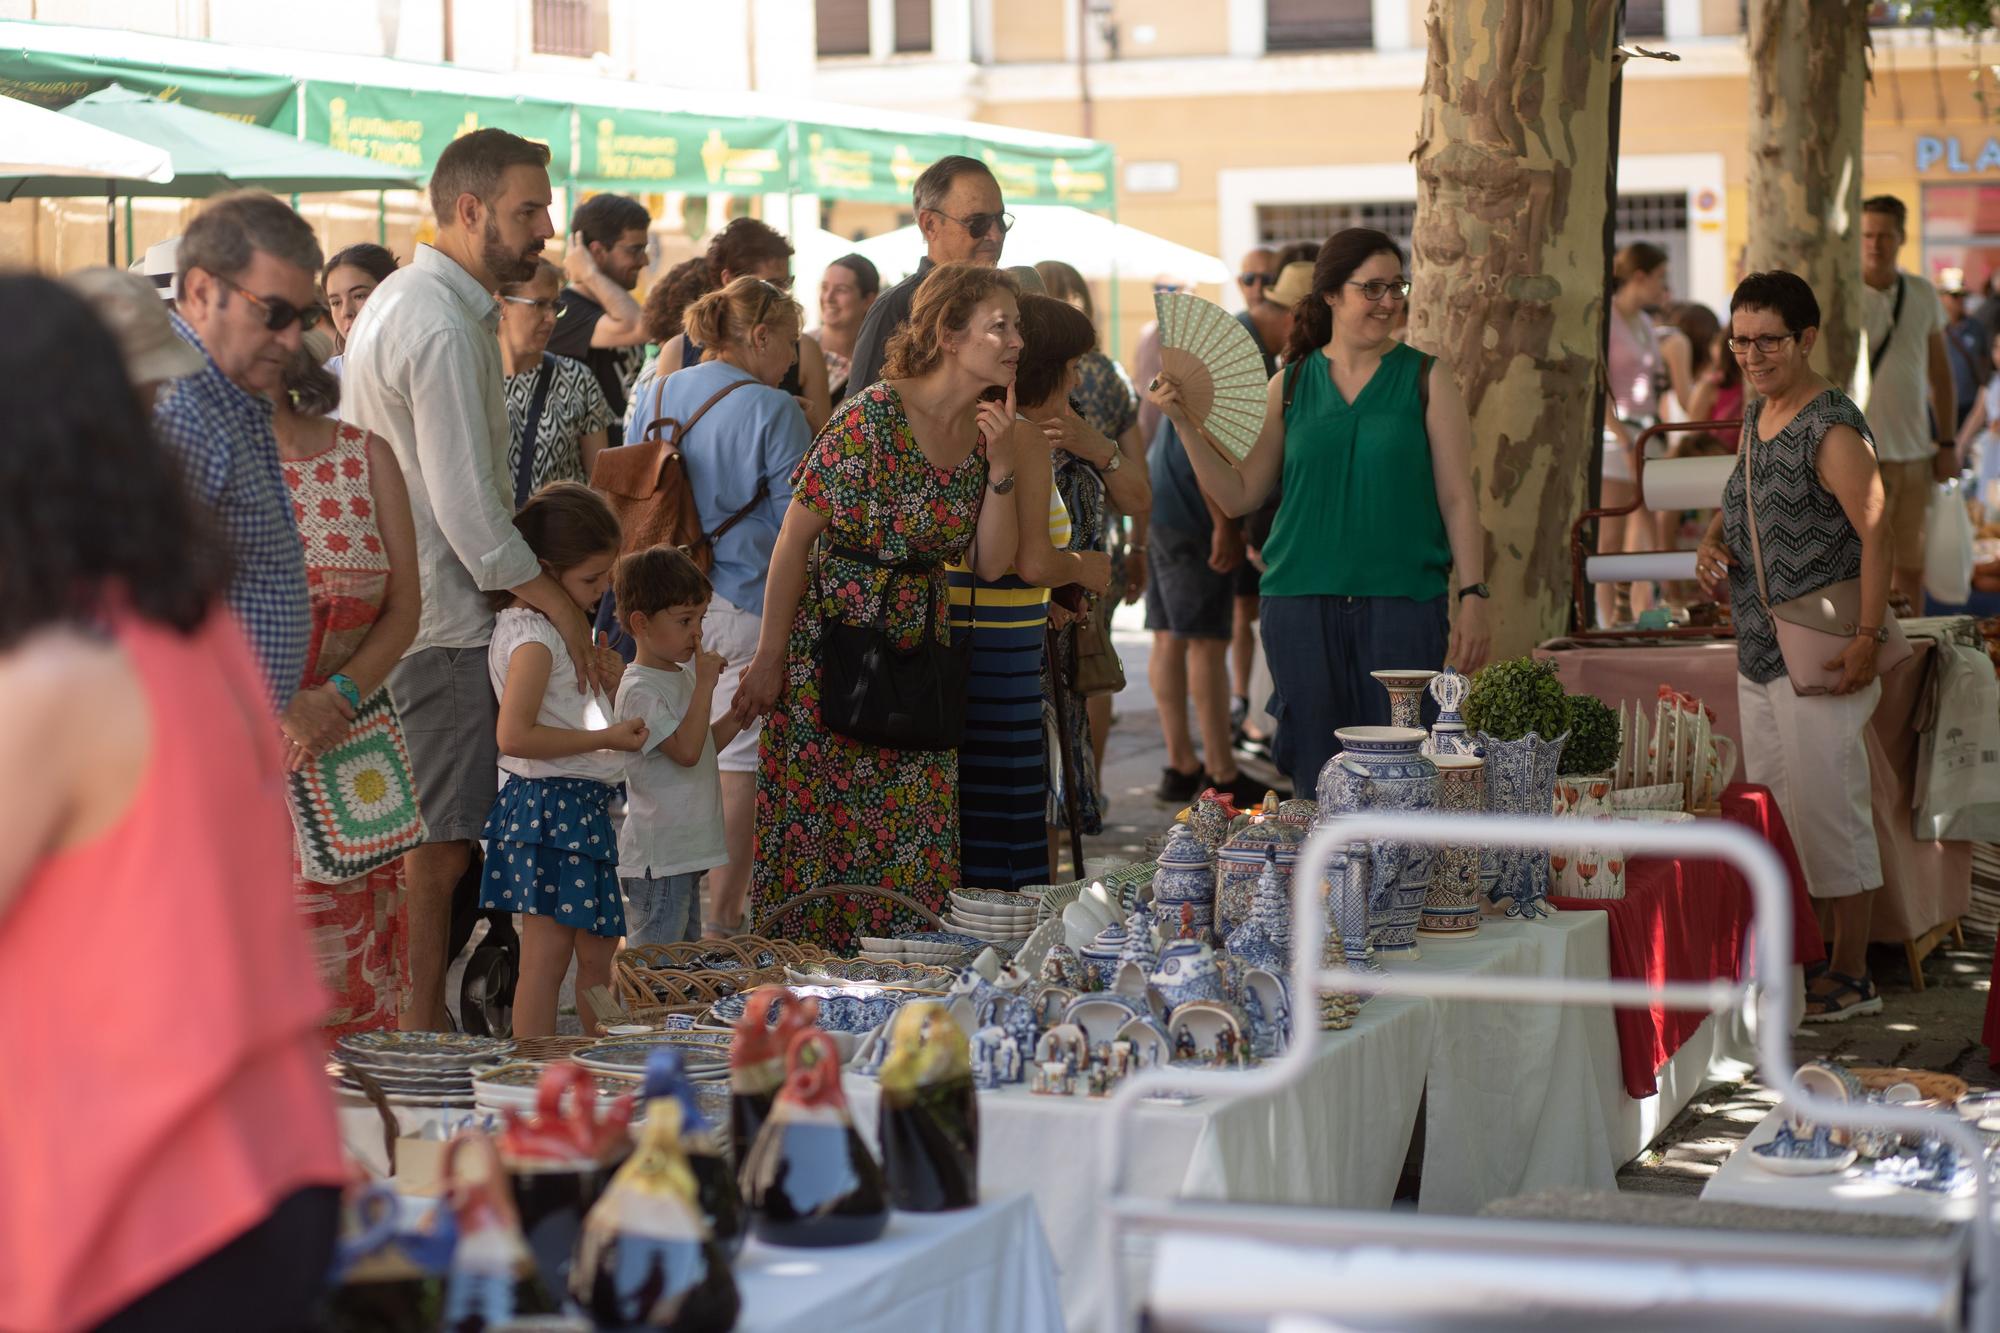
[1539,638,1969,961]
[1703,1107,1988,1224]
[844,913,1621,1329]
[1551,783,1824,1099]
[735,1194,1062,1333]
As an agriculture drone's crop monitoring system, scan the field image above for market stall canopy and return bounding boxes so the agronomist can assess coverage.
[0,21,1115,209]
[848,205,1230,286]
[0,84,418,199]
[0,90,173,183]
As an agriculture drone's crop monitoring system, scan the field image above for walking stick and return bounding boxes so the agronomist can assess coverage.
[1047,619,1088,880]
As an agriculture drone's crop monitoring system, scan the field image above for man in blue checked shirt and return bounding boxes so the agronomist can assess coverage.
[154,192,352,761]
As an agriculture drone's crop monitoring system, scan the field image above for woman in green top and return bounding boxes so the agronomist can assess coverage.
[1147,228,1491,789]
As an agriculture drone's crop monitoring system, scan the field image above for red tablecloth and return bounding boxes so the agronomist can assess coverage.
[1549,783,1825,1099]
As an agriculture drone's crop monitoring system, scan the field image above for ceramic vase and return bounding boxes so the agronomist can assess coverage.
[1152,824,1217,944]
[1552,773,1625,900]
[876,1003,979,1213]
[1215,815,1302,939]
[1477,730,1568,919]
[1419,754,1484,936]
[1319,726,1437,960]
[1372,669,1439,731]
[741,1030,890,1247]
[1425,666,1477,757]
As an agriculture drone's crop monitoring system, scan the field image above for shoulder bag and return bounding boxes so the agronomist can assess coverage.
[1742,425,1912,696]
[816,543,973,750]
[288,686,427,883]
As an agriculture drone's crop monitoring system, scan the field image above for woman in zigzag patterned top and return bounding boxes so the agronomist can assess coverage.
[1696,269,1898,1026]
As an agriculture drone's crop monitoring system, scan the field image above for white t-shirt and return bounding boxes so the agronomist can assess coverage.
[615,663,726,879]
[487,607,629,783]
[1858,269,1947,463]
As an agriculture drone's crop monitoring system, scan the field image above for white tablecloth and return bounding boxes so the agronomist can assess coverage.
[844,912,1621,1328]
[736,1193,1062,1333]
[1702,1106,1987,1223]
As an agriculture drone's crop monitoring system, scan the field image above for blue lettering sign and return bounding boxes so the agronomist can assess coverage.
[1918,135,1945,171]
[1975,138,2000,172]
[1950,138,1971,172]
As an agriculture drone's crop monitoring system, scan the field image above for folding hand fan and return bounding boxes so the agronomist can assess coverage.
[1153,291,1271,462]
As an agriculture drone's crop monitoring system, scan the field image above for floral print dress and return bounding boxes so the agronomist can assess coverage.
[752,383,988,951]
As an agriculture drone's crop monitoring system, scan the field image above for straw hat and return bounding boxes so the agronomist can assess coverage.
[62,267,204,387]
[129,235,181,302]
[1267,261,1315,309]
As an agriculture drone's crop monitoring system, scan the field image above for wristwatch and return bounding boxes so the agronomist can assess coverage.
[1857,623,1890,643]
[990,472,1016,495]
[1457,583,1491,602]
[1101,449,1123,474]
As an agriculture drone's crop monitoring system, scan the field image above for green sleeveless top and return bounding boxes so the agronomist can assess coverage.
[1259,341,1453,601]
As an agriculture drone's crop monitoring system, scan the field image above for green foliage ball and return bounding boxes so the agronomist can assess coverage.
[1463,657,1568,744]
[1559,693,1621,776]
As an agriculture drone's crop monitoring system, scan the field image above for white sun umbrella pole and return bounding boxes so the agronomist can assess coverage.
[0,93,175,264]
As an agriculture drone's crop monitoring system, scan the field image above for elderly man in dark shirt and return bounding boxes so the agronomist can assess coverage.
[843,155,1008,397]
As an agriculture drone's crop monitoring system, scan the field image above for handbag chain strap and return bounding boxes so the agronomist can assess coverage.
[1740,421,1775,612]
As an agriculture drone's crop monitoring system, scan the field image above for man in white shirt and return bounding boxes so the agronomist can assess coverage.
[343,127,613,1031]
[1857,195,1959,608]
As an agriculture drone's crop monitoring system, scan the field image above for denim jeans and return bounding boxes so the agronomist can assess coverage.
[1260,592,1450,792]
[621,871,702,947]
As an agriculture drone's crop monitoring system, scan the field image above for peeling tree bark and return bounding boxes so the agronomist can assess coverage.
[1408,0,1621,660]
[1744,0,1871,388]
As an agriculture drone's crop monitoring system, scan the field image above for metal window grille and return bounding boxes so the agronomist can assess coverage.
[531,0,602,58]
[1256,201,1417,255]
[817,0,872,56]
[1265,0,1373,52]
[895,0,933,53]
[1615,191,1687,233]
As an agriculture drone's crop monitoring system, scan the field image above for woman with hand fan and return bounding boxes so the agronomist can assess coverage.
[1147,228,1492,790]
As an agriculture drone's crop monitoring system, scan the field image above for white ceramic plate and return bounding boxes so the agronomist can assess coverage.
[1749,1145,1857,1176]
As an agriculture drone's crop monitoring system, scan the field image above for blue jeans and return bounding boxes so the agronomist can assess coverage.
[1260,593,1450,794]
[621,871,702,947]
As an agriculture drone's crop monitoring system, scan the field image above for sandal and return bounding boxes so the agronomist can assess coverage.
[1802,970,1883,1024]
[1804,959,1831,984]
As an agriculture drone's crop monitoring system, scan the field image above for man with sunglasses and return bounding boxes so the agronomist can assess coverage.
[155,191,333,744]
[844,154,1008,396]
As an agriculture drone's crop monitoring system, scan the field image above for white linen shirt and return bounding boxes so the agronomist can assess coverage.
[340,244,542,651]
[1857,268,1948,464]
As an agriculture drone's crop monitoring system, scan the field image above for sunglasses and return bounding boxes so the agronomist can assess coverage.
[1239,272,1275,287]
[932,209,1014,240]
[501,295,560,315]
[1153,283,1184,295]
[215,272,328,332]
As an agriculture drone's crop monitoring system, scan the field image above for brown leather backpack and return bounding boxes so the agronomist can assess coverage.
[590,377,764,571]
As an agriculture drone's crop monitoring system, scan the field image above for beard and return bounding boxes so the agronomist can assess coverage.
[482,219,541,285]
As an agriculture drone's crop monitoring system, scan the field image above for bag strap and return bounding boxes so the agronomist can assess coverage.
[513,353,556,509]
[1868,274,1907,379]
[707,476,771,549]
[1741,425,1775,610]
[1281,358,1306,415]
[1418,351,1434,418]
[671,376,754,449]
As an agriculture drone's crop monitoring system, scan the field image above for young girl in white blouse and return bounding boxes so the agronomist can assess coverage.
[482,482,647,1036]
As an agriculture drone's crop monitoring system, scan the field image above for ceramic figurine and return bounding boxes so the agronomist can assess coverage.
[1321,838,1378,976]
[1116,910,1159,977]
[1319,726,1437,960]
[1425,666,1476,757]
[1035,1023,1089,1070]
[1038,944,1084,990]
[441,1131,558,1331]
[1419,753,1485,937]
[1224,847,1293,973]
[741,1029,889,1247]
[728,987,822,1168]
[1371,668,1438,731]
[1186,788,1240,855]
[1079,917,1130,990]
[1149,939,1228,1013]
[498,1060,635,1299]
[877,1001,979,1212]
[1241,967,1292,1057]
[1152,824,1217,943]
[1477,730,1568,918]
[1215,809,1302,939]
[1168,998,1251,1065]
[640,1048,744,1259]
[321,1181,458,1331]
[568,1098,741,1332]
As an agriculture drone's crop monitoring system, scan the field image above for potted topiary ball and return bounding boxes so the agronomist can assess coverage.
[1558,693,1621,778]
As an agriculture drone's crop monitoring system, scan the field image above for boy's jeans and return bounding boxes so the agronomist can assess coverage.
[621,871,702,947]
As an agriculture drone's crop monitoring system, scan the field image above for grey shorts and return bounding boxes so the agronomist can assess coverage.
[1144,524,1234,641]
[388,645,499,844]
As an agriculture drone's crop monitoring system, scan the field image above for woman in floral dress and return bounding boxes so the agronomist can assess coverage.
[733,264,1027,951]
[272,339,421,1035]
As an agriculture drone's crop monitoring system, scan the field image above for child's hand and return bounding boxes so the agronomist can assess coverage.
[695,642,726,688]
[604,717,650,752]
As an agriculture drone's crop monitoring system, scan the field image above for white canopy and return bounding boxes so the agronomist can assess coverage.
[846,205,1231,288]
[0,92,173,184]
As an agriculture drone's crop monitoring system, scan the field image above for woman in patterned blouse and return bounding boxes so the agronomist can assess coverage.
[1696,269,1896,1025]
[498,259,614,500]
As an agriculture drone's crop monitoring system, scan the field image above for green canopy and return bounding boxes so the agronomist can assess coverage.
[0,83,419,200]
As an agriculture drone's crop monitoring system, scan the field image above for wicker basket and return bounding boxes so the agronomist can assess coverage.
[1851,1067,1970,1106]
[608,933,831,1025]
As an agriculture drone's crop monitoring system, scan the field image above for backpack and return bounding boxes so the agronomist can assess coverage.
[589,376,763,571]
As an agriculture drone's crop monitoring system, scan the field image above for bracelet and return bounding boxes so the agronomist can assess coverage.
[327,673,362,710]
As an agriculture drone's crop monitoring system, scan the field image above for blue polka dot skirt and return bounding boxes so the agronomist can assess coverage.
[479,774,625,937]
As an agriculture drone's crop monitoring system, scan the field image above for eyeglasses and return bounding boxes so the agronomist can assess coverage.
[930,209,1014,240]
[1725,332,1797,355]
[752,278,786,327]
[1153,282,1184,295]
[1347,279,1412,303]
[501,295,560,315]
[213,272,327,332]
[1239,272,1275,287]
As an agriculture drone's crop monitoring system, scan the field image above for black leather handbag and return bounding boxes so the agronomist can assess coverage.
[816,542,973,751]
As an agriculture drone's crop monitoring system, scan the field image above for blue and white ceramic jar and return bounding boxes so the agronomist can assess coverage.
[1152,824,1217,943]
[1477,730,1568,919]
[1079,918,1129,990]
[1148,939,1227,1013]
[1215,815,1302,940]
[1321,726,1437,961]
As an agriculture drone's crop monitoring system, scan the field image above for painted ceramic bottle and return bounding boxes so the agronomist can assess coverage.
[1425,666,1477,757]
[727,988,822,1168]
[741,1029,890,1247]
[1321,726,1437,959]
[876,1001,979,1212]
[1215,812,1302,940]
[1419,753,1485,936]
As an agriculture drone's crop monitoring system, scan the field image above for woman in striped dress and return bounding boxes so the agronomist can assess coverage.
[949,295,1114,889]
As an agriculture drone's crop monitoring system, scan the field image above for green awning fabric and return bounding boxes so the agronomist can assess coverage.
[0,48,294,124]
[573,104,789,193]
[796,122,1113,209]
[279,81,576,180]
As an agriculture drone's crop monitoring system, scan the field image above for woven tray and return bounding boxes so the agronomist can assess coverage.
[1851,1067,1970,1106]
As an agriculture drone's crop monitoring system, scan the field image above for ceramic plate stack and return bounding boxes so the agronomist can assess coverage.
[943,889,1037,949]
[333,1031,517,1108]
[471,1060,644,1119]
[574,1032,734,1081]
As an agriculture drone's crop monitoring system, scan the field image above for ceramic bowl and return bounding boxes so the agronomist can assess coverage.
[336,1031,516,1068]
[944,918,1033,945]
[948,903,1038,929]
[951,888,1041,912]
